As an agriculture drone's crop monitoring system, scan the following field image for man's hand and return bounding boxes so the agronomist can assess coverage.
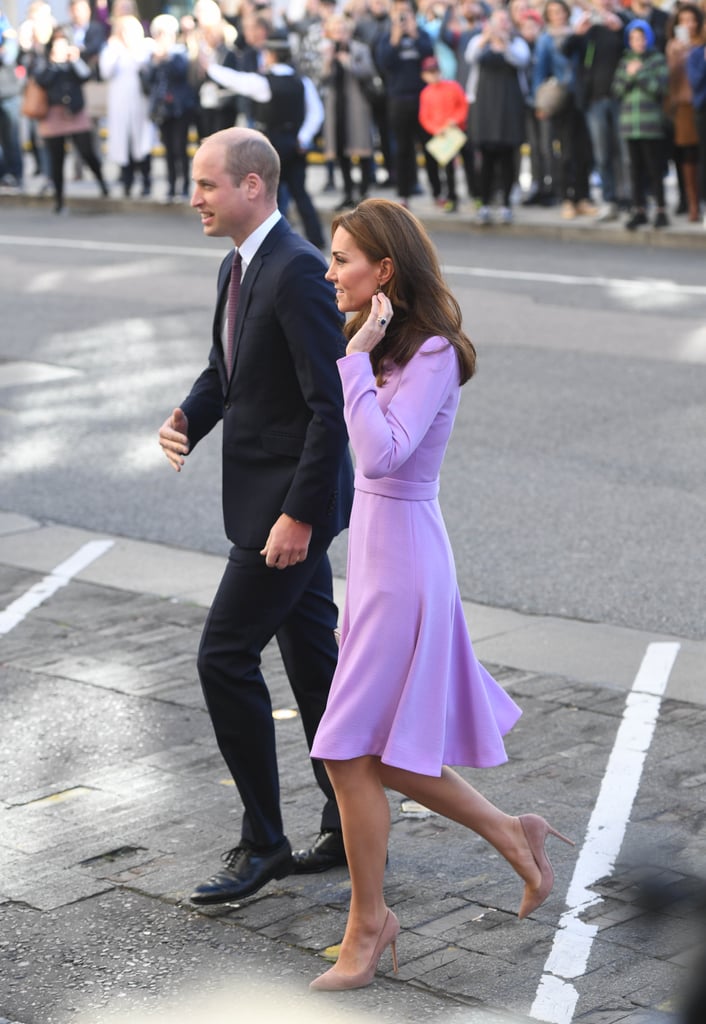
[158,407,190,471]
[261,514,312,569]
[603,11,623,31]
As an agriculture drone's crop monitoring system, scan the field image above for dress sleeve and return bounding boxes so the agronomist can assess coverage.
[338,339,458,479]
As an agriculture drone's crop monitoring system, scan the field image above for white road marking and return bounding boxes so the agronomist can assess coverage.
[0,234,219,259]
[442,264,706,297]
[0,361,81,388]
[25,270,67,293]
[0,540,115,635]
[679,324,706,363]
[529,641,681,1024]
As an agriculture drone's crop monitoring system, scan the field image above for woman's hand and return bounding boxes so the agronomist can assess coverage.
[346,291,394,355]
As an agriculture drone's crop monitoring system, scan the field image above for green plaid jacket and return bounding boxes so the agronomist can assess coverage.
[611,50,668,139]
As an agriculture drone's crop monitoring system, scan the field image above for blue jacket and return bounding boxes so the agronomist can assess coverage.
[141,47,196,121]
[686,44,706,110]
[533,30,575,96]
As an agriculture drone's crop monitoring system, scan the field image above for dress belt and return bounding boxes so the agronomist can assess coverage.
[354,471,439,501]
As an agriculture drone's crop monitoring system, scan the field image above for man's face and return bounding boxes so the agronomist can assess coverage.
[191,140,251,242]
[392,1,412,24]
[71,0,91,26]
[242,15,268,46]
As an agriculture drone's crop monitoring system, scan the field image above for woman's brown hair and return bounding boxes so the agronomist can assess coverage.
[331,198,476,386]
[668,2,704,40]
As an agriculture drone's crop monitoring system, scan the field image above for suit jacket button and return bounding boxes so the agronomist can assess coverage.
[224,402,232,410]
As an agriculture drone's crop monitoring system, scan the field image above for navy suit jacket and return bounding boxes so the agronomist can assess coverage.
[182,218,354,549]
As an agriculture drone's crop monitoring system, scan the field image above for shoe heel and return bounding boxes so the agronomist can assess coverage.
[309,910,400,990]
[517,814,574,919]
[390,937,399,974]
[547,825,575,847]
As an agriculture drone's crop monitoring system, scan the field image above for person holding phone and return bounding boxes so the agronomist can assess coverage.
[686,26,706,228]
[375,0,435,208]
[564,0,631,222]
[33,25,108,212]
[666,3,704,222]
[466,7,530,224]
[308,198,574,991]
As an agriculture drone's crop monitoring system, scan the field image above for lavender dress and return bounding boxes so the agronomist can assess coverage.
[311,339,521,776]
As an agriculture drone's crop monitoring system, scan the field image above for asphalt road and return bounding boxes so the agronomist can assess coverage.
[0,207,704,640]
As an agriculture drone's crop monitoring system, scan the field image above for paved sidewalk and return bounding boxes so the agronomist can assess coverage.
[2,153,706,250]
[1,511,704,1024]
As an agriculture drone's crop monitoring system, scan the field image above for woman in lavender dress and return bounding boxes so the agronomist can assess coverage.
[310,198,573,992]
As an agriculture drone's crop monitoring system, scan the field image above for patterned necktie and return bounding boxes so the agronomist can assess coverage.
[225,251,242,379]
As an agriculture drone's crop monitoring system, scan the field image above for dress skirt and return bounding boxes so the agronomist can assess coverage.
[312,481,522,776]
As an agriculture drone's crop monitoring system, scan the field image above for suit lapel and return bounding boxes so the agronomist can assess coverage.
[221,219,293,391]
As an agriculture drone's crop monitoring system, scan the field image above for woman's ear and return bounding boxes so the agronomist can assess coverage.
[378,257,394,287]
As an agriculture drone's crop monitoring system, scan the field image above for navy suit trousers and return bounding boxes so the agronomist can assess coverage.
[196,530,341,849]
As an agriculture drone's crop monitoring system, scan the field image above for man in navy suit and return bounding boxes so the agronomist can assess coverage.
[158,127,353,904]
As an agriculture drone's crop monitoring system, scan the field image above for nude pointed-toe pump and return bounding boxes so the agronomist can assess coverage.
[310,909,400,991]
[517,813,575,920]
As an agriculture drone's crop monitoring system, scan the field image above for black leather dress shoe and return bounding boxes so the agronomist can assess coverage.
[190,840,292,905]
[291,829,347,874]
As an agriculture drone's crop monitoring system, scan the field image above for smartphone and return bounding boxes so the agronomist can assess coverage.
[675,24,690,43]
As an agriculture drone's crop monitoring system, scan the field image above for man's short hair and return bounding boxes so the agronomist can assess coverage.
[223,131,281,201]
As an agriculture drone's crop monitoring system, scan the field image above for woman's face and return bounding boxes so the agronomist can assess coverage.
[326,227,382,314]
[546,1,568,27]
[325,14,350,42]
[677,9,699,37]
[490,9,511,37]
[51,35,70,61]
[117,15,144,47]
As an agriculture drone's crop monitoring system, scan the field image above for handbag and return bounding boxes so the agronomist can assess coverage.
[534,76,569,117]
[21,77,49,120]
[199,80,236,110]
[425,124,467,168]
[360,73,385,106]
[83,79,108,118]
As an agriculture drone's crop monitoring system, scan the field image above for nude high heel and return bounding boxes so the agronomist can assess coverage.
[310,909,400,991]
[517,814,575,920]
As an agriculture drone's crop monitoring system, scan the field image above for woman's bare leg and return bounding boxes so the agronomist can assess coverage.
[322,755,392,976]
[321,758,554,981]
[378,764,542,894]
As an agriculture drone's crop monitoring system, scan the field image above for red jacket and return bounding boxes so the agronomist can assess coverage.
[419,79,469,135]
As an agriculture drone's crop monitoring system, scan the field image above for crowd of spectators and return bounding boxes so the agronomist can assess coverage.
[1,0,705,229]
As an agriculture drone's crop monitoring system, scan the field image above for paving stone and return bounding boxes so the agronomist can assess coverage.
[2,564,701,1024]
